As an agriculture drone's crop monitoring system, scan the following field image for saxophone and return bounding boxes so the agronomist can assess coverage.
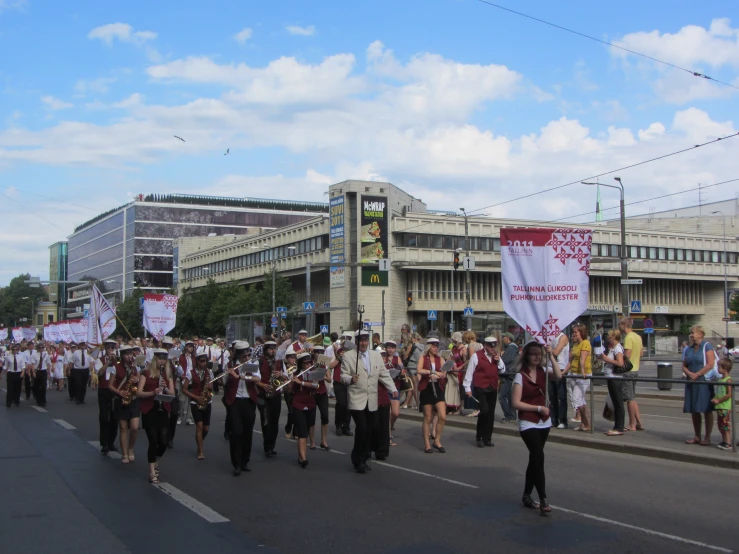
[196,368,213,410]
[120,366,138,406]
[264,358,284,399]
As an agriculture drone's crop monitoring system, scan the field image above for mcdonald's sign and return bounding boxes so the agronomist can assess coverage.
[362,268,388,287]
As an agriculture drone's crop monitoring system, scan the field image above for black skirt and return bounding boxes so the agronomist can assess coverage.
[191,403,212,426]
[115,398,141,421]
[292,408,316,439]
[419,383,444,410]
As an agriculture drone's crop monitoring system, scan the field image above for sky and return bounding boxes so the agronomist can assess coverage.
[0,0,738,285]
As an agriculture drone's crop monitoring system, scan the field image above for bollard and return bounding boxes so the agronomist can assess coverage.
[657,363,673,391]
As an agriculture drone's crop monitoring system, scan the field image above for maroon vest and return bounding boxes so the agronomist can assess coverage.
[472,350,500,391]
[139,369,171,414]
[378,382,391,407]
[518,368,548,424]
[417,354,445,392]
[189,366,209,397]
[223,361,257,405]
[292,374,317,411]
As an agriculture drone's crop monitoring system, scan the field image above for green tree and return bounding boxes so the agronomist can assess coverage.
[0,274,48,328]
[114,288,145,338]
[730,291,739,321]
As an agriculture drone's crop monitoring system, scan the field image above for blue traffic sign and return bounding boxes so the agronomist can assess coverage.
[139,297,145,310]
[271,316,278,325]
[643,327,655,334]
[280,312,286,319]
[427,310,437,321]
[643,318,654,329]
[323,302,331,309]
[463,307,474,317]
[276,306,287,313]
[303,302,315,311]
[630,300,642,313]
[320,325,329,334]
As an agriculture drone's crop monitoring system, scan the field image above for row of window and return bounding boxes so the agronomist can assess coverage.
[183,235,328,280]
[396,233,737,264]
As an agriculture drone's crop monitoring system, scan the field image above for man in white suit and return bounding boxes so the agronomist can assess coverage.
[341,330,398,473]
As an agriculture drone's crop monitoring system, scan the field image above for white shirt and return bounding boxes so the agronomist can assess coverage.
[360,350,371,375]
[235,364,260,398]
[325,344,335,359]
[602,344,624,378]
[94,358,117,380]
[64,350,75,367]
[549,333,570,370]
[31,351,51,371]
[463,351,506,393]
[145,349,154,365]
[514,371,553,431]
[3,352,23,373]
[72,349,91,370]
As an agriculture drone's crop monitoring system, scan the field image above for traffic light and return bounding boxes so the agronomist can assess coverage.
[453,251,460,270]
[407,292,413,307]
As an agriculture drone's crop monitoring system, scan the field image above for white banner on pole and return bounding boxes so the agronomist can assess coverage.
[58,321,73,343]
[501,228,592,344]
[12,327,22,342]
[0,328,7,341]
[44,324,51,342]
[143,294,178,340]
[70,319,87,343]
[22,327,36,341]
[87,285,117,345]
[48,323,61,342]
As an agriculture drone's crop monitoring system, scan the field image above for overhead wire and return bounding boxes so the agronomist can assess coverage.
[1,191,69,232]
[477,0,739,91]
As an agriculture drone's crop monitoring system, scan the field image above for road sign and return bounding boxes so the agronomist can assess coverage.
[323,302,331,309]
[277,306,287,313]
[643,318,654,329]
[364,322,383,327]
[643,327,655,334]
[271,316,278,325]
[621,279,643,285]
[630,300,642,313]
[722,317,732,322]
[303,302,315,311]
[320,325,329,334]
[463,307,474,317]
[427,310,437,321]
[83,309,89,318]
[449,323,454,332]
[280,312,286,319]
[463,256,476,270]
[378,259,391,272]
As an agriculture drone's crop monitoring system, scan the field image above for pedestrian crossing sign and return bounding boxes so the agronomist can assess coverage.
[630,300,641,313]
[427,310,437,320]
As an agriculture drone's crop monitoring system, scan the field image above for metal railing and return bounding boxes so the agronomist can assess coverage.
[560,374,737,453]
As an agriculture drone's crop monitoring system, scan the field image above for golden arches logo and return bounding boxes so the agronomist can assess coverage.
[370,274,380,284]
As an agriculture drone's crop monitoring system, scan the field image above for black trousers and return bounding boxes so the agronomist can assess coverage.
[283,391,294,435]
[228,398,256,468]
[333,382,352,432]
[370,404,390,459]
[520,427,550,500]
[474,387,497,442]
[607,378,626,432]
[222,395,231,437]
[24,373,33,399]
[258,395,281,452]
[71,369,89,403]
[34,371,48,406]
[314,392,329,426]
[167,396,180,444]
[548,379,568,427]
[98,389,118,449]
[68,368,76,400]
[350,407,377,468]
[6,372,21,406]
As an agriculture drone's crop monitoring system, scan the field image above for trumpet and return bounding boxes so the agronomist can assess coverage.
[275,364,314,392]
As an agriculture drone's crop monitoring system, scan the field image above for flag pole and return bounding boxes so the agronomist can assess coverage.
[113,311,135,342]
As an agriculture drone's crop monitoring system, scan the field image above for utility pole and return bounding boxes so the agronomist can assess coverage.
[461,208,472,330]
[271,261,276,317]
[712,211,729,341]
[306,261,312,335]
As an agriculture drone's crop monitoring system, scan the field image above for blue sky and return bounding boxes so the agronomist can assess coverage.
[1,0,738,284]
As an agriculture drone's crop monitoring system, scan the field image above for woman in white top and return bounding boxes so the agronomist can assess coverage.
[599,329,626,436]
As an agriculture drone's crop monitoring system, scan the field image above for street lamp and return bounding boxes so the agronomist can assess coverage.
[583,177,629,316]
[712,211,729,341]
[254,243,296,317]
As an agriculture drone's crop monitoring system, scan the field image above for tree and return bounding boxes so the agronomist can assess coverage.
[0,274,48,328]
[730,291,739,321]
[114,288,145,338]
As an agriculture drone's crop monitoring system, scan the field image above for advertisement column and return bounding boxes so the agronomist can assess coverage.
[330,196,345,288]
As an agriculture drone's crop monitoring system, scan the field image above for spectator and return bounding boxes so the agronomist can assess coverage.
[563,324,592,432]
[372,333,382,349]
[619,317,644,431]
[547,331,570,429]
[401,333,423,409]
[445,332,464,414]
[600,330,626,436]
[683,325,716,446]
[716,343,729,360]
[499,332,519,423]
[712,358,733,450]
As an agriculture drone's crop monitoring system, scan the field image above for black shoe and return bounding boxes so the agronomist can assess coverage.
[269,450,277,456]
[540,498,551,514]
[265,451,274,458]
[109,445,118,452]
[233,467,241,476]
[167,442,174,449]
[224,430,230,441]
[522,494,540,509]
[335,427,343,436]
[476,439,484,448]
[298,459,308,468]
[76,402,82,405]
[343,429,354,437]
[484,441,494,447]
[240,464,251,472]
[101,448,109,454]
[375,455,386,461]
[14,403,20,407]
[354,464,367,474]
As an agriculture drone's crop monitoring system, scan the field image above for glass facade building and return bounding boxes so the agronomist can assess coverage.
[48,241,68,316]
[67,194,327,307]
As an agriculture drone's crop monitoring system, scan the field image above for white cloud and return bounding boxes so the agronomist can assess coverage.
[0,0,27,14]
[88,22,157,45]
[234,27,253,44]
[286,25,315,36]
[113,93,143,108]
[41,95,73,110]
[75,76,118,95]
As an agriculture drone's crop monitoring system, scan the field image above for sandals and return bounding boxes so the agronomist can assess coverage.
[685,438,700,444]
[320,444,330,451]
[197,453,205,460]
[700,440,711,446]
[149,474,160,484]
[121,456,130,464]
[128,453,135,462]
[636,424,645,431]
[432,444,446,454]
[390,440,398,447]
[540,499,552,514]
[309,445,317,450]
[522,494,540,509]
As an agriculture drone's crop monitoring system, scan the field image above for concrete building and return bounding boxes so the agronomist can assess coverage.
[65,193,327,310]
[177,181,739,346]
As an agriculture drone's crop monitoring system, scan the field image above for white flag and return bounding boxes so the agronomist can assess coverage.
[143,294,178,340]
[58,320,73,344]
[87,284,117,344]
[12,327,22,342]
[501,228,592,344]
[0,328,7,341]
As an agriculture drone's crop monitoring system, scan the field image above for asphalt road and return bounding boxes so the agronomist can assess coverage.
[1,385,737,554]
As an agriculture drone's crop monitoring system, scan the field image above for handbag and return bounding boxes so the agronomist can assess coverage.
[613,357,633,374]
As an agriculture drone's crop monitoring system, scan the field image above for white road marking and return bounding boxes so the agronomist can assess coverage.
[642,413,687,421]
[153,482,230,523]
[374,461,479,489]
[552,505,732,553]
[53,419,76,430]
[31,406,47,413]
[326,448,347,455]
[86,441,122,460]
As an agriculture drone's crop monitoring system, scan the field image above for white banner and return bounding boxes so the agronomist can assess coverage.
[0,328,8,341]
[44,324,51,342]
[58,320,73,344]
[87,285,117,344]
[22,327,36,341]
[70,319,88,343]
[12,327,22,342]
[48,323,61,343]
[143,294,178,340]
[501,228,592,344]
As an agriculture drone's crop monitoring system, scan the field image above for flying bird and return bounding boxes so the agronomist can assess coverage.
[224,148,230,155]
[174,135,186,142]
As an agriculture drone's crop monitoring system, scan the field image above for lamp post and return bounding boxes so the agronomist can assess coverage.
[712,211,729,341]
[253,243,296,327]
[583,177,628,316]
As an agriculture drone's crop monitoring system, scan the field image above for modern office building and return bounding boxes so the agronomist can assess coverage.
[177,180,739,347]
[65,194,328,309]
[48,241,68,318]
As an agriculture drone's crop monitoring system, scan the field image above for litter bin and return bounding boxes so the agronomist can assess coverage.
[657,362,672,391]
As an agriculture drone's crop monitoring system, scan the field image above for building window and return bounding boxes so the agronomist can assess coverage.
[481,238,491,251]
[418,234,430,248]
[729,253,737,264]
[711,251,719,263]
[658,248,666,260]
[405,234,417,247]
[629,246,638,258]
[704,250,711,262]
[639,246,647,259]
[599,244,608,257]
[610,245,619,257]
[442,236,454,249]
[649,247,657,259]
[431,235,442,249]
[694,251,702,262]
[676,249,684,261]
[48,314,54,323]
[37,315,44,326]
[469,237,479,251]
[493,238,501,252]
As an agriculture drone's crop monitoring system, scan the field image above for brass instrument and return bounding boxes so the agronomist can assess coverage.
[275,364,313,392]
[386,360,413,392]
[195,368,213,410]
[264,358,286,399]
[120,366,139,406]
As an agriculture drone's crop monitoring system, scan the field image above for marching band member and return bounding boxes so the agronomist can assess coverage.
[160,337,182,449]
[329,333,354,437]
[178,341,196,426]
[291,352,318,468]
[95,339,119,454]
[282,346,297,440]
[463,336,506,448]
[223,341,264,476]
[182,352,213,460]
[136,348,175,484]
[52,344,65,391]
[257,341,282,457]
[308,344,330,451]
[291,330,310,355]
[341,330,398,474]
[370,348,391,460]
[65,343,76,399]
[384,341,404,445]
[417,337,447,454]
[71,341,91,405]
[23,340,35,400]
[30,341,50,407]
[222,340,236,441]
[4,343,24,407]
[109,345,140,464]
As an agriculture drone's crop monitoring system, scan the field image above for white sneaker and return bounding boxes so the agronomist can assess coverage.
[186,419,194,426]
[557,423,566,429]
[177,417,182,425]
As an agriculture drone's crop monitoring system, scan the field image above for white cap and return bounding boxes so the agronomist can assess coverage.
[285,346,296,356]
[298,330,308,335]
[296,351,311,361]
[161,336,174,346]
[426,337,440,344]
[484,336,498,344]
[233,340,250,350]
